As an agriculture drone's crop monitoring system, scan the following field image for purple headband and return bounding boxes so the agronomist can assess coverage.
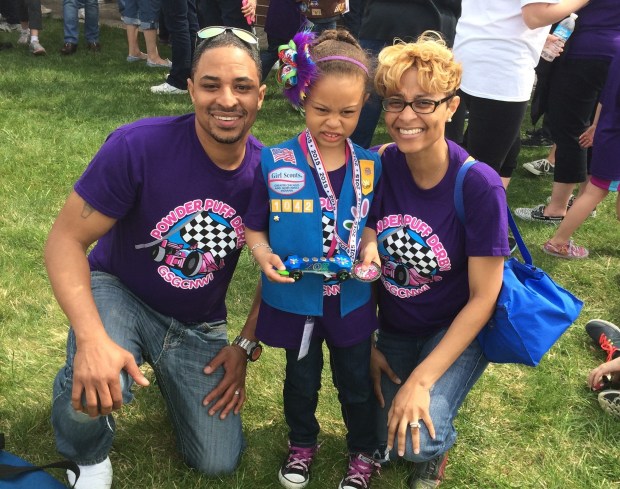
[316,55,369,74]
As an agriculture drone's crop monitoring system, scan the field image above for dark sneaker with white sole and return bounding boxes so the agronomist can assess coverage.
[586,319,620,362]
[408,452,449,488]
[278,443,318,489]
[514,204,563,224]
[339,453,380,489]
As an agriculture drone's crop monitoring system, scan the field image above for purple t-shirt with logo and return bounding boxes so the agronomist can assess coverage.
[371,140,508,337]
[75,114,262,323]
[245,161,378,349]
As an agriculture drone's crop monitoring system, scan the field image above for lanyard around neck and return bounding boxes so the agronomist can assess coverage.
[302,128,363,261]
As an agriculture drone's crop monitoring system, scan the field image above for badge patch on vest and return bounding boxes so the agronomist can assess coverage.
[268,167,306,195]
[360,159,374,195]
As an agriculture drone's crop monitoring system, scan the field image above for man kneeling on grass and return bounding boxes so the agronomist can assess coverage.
[45,27,266,489]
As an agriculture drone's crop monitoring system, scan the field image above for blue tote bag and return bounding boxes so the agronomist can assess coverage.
[455,161,584,366]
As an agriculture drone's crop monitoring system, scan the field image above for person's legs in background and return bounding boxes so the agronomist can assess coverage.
[349,39,386,148]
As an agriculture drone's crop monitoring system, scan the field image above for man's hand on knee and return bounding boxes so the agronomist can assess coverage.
[203,345,248,419]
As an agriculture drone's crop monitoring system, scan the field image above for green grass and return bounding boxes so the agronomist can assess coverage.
[1,19,620,488]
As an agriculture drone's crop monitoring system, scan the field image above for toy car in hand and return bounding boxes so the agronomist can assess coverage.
[277,254,381,283]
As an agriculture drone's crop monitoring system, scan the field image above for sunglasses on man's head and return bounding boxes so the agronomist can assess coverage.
[197,26,259,49]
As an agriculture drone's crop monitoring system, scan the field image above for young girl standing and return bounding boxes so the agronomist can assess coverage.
[244,29,382,489]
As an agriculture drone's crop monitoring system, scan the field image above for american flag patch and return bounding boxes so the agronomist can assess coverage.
[271,147,297,165]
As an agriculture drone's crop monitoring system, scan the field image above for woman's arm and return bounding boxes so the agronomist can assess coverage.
[386,255,504,455]
[521,0,589,30]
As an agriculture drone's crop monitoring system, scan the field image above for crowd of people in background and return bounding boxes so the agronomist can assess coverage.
[1,0,619,488]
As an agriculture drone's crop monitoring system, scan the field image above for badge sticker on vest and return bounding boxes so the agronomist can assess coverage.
[360,159,374,195]
[268,167,306,195]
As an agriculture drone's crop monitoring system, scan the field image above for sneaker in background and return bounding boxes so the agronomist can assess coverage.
[67,456,113,489]
[523,158,554,176]
[41,4,52,14]
[78,7,85,19]
[598,390,620,419]
[0,21,20,31]
[520,128,553,147]
[278,443,318,489]
[545,195,597,218]
[30,40,46,55]
[542,240,589,259]
[407,452,449,488]
[586,319,620,362]
[17,28,30,45]
[514,205,563,224]
[339,453,380,489]
[150,82,187,94]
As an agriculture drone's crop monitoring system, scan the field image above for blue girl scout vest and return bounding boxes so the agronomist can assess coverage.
[261,136,382,317]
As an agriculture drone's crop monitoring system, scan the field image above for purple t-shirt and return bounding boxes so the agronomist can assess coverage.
[568,0,620,62]
[245,158,378,349]
[264,0,305,40]
[75,114,262,323]
[372,140,508,337]
[591,50,620,181]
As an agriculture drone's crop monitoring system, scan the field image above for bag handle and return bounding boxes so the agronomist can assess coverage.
[0,433,80,486]
[453,160,533,265]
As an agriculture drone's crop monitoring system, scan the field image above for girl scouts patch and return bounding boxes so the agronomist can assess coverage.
[268,167,306,195]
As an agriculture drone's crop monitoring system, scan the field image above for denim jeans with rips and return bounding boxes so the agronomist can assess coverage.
[51,271,244,475]
[376,328,488,463]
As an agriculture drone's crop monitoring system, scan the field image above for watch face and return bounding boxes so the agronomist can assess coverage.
[250,345,262,362]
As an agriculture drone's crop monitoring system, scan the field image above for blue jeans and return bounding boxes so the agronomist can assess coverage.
[284,336,376,454]
[63,0,99,43]
[376,329,488,462]
[349,39,387,148]
[160,0,197,90]
[51,272,244,475]
[120,0,161,29]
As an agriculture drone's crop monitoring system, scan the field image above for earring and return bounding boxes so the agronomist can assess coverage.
[447,117,453,122]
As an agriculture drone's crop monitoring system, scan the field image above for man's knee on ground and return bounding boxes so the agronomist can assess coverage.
[183,447,242,476]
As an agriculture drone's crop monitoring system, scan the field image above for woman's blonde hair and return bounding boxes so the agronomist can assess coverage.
[374,31,462,98]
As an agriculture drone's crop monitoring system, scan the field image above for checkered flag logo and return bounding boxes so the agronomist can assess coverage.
[180,211,237,259]
[381,227,438,277]
[322,213,335,256]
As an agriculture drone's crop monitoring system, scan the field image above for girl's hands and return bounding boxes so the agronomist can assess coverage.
[252,246,295,283]
[370,345,401,408]
[386,377,436,457]
[588,357,620,390]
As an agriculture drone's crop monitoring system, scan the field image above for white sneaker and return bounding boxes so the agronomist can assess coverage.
[18,29,30,45]
[0,21,20,31]
[78,7,85,19]
[522,158,554,176]
[67,457,113,489]
[41,4,52,14]
[150,82,187,94]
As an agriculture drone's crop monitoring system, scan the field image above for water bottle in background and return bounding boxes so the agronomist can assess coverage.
[540,13,578,62]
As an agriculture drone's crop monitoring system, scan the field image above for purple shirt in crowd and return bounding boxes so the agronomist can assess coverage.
[76,114,262,323]
[591,50,620,182]
[245,156,379,349]
[569,0,620,62]
[372,140,509,337]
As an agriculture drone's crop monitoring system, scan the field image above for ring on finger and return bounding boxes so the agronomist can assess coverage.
[234,390,240,396]
[409,421,421,429]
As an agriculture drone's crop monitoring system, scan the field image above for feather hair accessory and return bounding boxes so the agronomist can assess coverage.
[276,30,318,110]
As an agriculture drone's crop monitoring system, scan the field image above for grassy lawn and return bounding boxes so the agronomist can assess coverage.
[1,19,619,489]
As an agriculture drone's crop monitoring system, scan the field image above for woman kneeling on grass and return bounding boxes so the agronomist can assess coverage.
[368,32,509,488]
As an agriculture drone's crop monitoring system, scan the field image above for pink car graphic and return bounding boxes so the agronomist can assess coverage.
[382,260,442,287]
[151,239,222,277]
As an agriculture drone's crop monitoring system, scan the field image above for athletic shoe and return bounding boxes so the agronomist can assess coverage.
[60,42,78,55]
[67,457,112,489]
[17,29,29,45]
[542,240,589,259]
[0,22,19,31]
[407,452,449,488]
[78,7,85,19]
[598,390,620,419]
[546,195,596,218]
[523,158,554,176]
[520,128,553,147]
[514,205,563,224]
[87,41,101,52]
[508,236,518,255]
[41,4,52,14]
[585,319,620,362]
[150,82,187,94]
[339,453,380,489]
[278,443,318,489]
[146,58,172,68]
[29,40,46,55]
